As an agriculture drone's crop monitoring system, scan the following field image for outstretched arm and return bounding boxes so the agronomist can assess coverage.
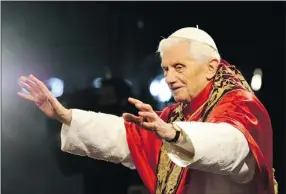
[18,75,134,169]
[164,121,255,183]
[163,90,271,183]
[124,96,257,183]
[60,109,135,169]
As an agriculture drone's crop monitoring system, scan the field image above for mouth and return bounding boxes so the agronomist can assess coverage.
[170,87,183,92]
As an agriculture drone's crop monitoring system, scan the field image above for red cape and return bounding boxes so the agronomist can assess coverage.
[124,78,273,194]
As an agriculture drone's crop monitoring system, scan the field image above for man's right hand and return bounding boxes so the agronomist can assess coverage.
[18,74,72,125]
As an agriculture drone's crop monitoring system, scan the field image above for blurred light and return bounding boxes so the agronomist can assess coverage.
[124,79,133,86]
[149,80,160,97]
[18,75,30,94]
[137,20,144,29]
[47,77,64,97]
[93,77,102,88]
[21,88,29,94]
[251,68,262,91]
[253,68,263,76]
[158,78,172,102]
[149,75,172,102]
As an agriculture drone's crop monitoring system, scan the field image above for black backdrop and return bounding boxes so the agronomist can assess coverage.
[2,2,285,194]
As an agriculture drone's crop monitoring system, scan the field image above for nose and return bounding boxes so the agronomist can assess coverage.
[165,71,176,85]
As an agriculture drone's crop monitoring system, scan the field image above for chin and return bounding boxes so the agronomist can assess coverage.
[173,95,188,103]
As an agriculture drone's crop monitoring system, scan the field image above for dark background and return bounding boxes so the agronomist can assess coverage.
[2,1,285,194]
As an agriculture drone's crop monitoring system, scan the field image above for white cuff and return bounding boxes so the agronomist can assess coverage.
[164,122,251,177]
[60,109,134,168]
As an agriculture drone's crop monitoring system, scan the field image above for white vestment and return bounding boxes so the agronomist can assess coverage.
[61,109,256,194]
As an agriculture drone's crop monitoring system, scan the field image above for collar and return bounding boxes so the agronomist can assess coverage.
[182,80,213,117]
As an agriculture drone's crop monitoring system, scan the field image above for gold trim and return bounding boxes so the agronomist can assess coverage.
[155,62,278,194]
[155,104,185,194]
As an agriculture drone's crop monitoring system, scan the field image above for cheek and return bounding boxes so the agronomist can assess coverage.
[176,74,189,85]
[177,73,195,90]
[179,74,199,94]
[185,67,204,84]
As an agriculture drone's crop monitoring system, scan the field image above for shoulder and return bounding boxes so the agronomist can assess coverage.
[210,89,271,125]
[221,89,268,113]
[222,89,255,102]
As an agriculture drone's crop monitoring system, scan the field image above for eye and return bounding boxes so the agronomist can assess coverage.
[175,64,184,70]
[162,66,168,72]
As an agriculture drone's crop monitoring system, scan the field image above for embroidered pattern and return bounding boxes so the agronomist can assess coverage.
[155,61,260,194]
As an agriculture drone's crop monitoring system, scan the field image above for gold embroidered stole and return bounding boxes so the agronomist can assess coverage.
[155,105,186,194]
[155,62,256,194]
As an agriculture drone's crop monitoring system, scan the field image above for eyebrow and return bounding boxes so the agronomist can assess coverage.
[161,60,184,67]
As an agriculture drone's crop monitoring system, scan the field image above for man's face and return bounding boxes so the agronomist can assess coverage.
[161,41,210,103]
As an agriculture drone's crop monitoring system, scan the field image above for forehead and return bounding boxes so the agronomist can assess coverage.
[161,41,190,66]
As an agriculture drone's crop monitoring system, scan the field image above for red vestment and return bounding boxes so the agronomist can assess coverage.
[124,60,274,194]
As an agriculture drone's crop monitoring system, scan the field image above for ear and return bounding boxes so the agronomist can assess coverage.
[206,59,219,80]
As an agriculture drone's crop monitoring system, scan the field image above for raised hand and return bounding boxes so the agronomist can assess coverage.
[122,97,175,140]
[18,74,71,124]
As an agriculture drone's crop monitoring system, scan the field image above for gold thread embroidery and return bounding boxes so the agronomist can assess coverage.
[155,62,278,193]
[156,147,173,193]
[155,104,184,194]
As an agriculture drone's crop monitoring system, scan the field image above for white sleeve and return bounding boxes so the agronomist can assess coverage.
[163,122,255,182]
[60,109,135,169]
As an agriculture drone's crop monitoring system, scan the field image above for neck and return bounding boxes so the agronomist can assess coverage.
[188,79,210,103]
[182,80,213,116]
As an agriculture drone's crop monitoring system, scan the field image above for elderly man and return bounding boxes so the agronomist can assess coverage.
[18,27,276,194]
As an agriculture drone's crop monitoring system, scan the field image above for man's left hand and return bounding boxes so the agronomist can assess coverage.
[122,97,176,141]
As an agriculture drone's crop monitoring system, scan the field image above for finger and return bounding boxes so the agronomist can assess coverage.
[122,113,141,122]
[47,95,63,111]
[25,79,39,92]
[19,76,39,93]
[17,92,35,102]
[19,76,28,83]
[122,113,142,123]
[19,81,35,94]
[138,111,156,121]
[135,103,153,112]
[128,97,143,105]
[141,122,156,131]
[128,97,154,112]
[29,74,50,94]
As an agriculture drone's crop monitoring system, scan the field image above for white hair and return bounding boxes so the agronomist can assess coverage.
[157,37,221,63]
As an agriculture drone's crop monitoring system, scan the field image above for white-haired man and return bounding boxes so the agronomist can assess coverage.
[18,27,276,194]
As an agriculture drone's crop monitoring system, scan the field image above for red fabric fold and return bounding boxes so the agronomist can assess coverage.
[124,59,274,194]
[124,104,177,193]
[207,89,274,194]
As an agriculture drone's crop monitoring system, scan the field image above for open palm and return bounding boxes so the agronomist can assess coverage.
[18,74,65,119]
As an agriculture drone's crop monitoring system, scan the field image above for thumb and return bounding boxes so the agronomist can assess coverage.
[122,113,141,124]
[48,95,62,110]
[48,95,68,118]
